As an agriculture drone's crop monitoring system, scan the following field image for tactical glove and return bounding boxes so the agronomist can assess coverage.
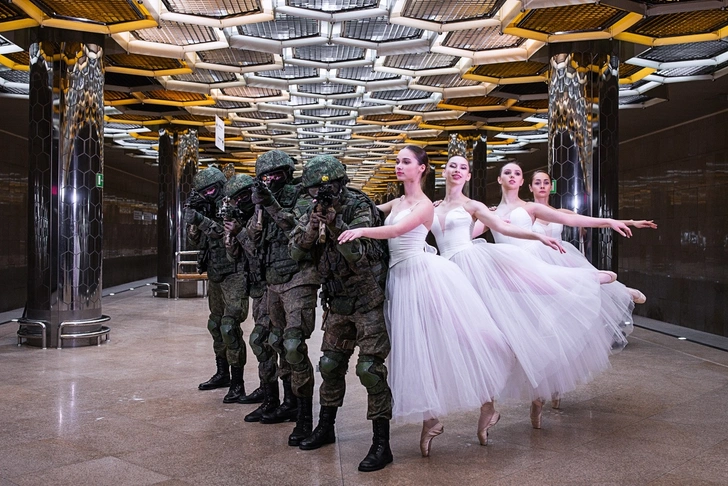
[184,208,204,226]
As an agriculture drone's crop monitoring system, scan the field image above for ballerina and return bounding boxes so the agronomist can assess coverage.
[431,155,616,428]
[493,163,652,359]
[338,146,516,456]
[529,169,656,308]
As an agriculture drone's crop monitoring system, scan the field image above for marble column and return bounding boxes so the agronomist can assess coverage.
[23,29,107,348]
[548,40,619,271]
[156,128,198,298]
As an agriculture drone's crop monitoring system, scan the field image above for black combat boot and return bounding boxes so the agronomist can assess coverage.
[260,378,298,424]
[222,366,245,403]
[358,418,393,472]
[244,382,280,422]
[238,380,265,404]
[288,396,313,446]
[198,356,230,390]
[299,406,337,450]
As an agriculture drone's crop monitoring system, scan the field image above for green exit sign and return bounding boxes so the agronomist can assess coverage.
[550,179,556,194]
[96,173,104,188]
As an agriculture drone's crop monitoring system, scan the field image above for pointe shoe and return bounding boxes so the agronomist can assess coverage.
[477,407,501,446]
[420,421,444,457]
[530,399,544,429]
[551,392,560,410]
[598,270,617,284]
[628,287,647,304]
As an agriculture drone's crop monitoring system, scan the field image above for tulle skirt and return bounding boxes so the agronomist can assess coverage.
[448,240,612,401]
[515,239,635,352]
[385,251,515,423]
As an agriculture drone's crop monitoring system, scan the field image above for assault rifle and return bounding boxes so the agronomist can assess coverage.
[184,189,212,215]
[313,187,337,244]
[217,196,243,222]
[252,178,268,226]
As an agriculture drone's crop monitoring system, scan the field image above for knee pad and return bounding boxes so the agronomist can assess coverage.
[220,316,240,348]
[267,328,283,354]
[207,315,222,339]
[283,328,306,365]
[356,357,388,395]
[319,352,347,381]
[249,324,269,358]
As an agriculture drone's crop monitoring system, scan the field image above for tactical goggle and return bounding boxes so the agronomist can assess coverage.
[307,182,341,198]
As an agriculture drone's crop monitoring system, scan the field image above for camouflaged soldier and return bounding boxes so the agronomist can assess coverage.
[222,174,280,416]
[289,155,393,472]
[184,167,250,404]
[248,150,320,447]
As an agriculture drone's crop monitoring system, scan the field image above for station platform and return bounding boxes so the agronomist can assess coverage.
[1,281,727,485]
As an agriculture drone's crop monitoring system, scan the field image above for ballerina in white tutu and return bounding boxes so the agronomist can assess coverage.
[338,146,517,457]
[493,164,655,358]
[529,169,657,315]
[432,156,617,429]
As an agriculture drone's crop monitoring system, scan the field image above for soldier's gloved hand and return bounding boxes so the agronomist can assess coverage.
[246,216,263,240]
[308,211,324,230]
[322,206,337,226]
[224,219,242,236]
[184,208,204,226]
[251,184,274,206]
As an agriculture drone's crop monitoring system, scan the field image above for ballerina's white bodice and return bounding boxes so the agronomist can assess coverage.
[490,206,533,246]
[533,220,564,240]
[430,206,475,259]
[385,208,429,267]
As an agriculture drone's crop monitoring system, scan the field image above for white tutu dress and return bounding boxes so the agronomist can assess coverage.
[491,207,634,352]
[384,207,515,423]
[431,206,611,401]
[532,219,635,340]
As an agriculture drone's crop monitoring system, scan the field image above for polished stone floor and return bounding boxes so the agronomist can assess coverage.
[2,285,728,486]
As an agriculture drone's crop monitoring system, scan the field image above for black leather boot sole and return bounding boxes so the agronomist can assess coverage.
[298,426,336,450]
[198,376,230,390]
[259,405,298,424]
[238,386,265,404]
[357,445,393,472]
[222,385,245,403]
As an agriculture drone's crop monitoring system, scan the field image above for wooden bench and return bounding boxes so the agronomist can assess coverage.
[175,250,208,298]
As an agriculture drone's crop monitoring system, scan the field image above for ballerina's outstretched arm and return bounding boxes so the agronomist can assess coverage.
[530,203,633,237]
[466,200,565,253]
[624,219,657,229]
[552,207,657,230]
[338,199,433,243]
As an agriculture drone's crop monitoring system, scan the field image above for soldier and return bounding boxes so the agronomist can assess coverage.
[184,167,250,404]
[222,174,280,417]
[249,150,320,446]
[289,155,393,472]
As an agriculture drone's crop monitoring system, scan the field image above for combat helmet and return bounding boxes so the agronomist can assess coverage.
[255,149,295,178]
[302,155,347,188]
[192,166,227,192]
[224,173,255,198]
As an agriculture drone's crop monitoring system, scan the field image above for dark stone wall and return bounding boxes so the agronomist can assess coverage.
[0,97,158,312]
[618,110,728,336]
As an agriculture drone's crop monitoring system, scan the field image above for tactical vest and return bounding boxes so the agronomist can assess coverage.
[263,184,302,284]
[317,189,388,314]
[201,200,237,283]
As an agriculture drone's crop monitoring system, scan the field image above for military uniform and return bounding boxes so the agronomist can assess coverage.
[289,155,393,472]
[249,150,320,447]
[184,167,250,404]
[224,176,281,419]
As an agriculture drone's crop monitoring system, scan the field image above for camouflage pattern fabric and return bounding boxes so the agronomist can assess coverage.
[290,171,392,421]
[267,282,319,398]
[319,307,392,420]
[207,270,249,367]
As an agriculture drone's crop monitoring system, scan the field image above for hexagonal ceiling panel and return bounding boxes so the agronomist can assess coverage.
[0,0,725,194]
